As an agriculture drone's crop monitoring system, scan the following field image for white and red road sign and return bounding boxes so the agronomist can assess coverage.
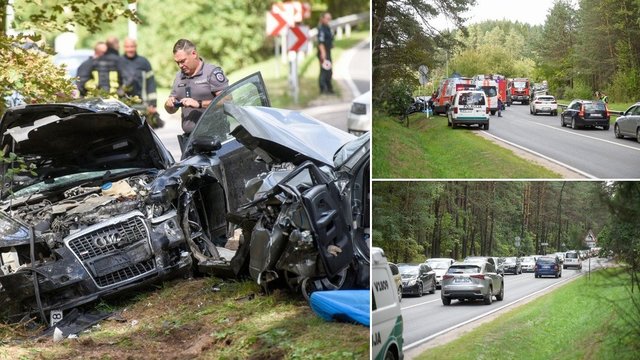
[287,25,309,52]
[266,11,288,37]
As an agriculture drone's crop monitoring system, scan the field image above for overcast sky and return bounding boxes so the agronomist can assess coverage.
[432,0,559,30]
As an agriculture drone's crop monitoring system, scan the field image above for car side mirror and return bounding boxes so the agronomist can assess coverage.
[192,136,222,154]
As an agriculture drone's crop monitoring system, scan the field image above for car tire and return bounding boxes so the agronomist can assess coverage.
[561,115,566,127]
[447,114,452,127]
[429,279,436,294]
[636,128,640,143]
[496,284,504,301]
[442,297,451,306]
[615,124,623,138]
[535,274,538,278]
[559,272,562,278]
[384,348,397,360]
[530,107,533,114]
[491,110,496,115]
[572,118,577,129]
[603,124,610,130]
[563,265,566,270]
[553,111,557,116]
[484,288,493,305]
[398,286,402,302]
[484,122,490,130]
[417,283,423,297]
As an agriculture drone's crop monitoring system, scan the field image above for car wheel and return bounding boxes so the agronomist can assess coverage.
[417,283,423,297]
[384,348,397,360]
[496,284,504,301]
[491,110,496,115]
[484,287,493,305]
[603,124,610,130]
[429,279,436,294]
[398,286,402,302]
[559,272,562,278]
[442,297,451,306]
[572,118,577,129]
[535,274,538,278]
[563,265,566,270]
[553,111,557,116]
[561,115,566,127]
[484,122,490,130]
[530,107,533,114]
[615,124,623,138]
[636,128,640,143]
[447,114,452,127]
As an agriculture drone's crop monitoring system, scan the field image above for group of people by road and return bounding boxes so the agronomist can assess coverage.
[75,12,335,145]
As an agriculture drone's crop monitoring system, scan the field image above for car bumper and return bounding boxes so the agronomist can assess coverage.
[503,266,519,274]
[347,113,370,134]
[441,284,489,299]
[512,95,529,101]
[533,105,557,113]
[521,266,534,272]
[402,283,422,295]
[535,269,560,276]
[576,118,610,127]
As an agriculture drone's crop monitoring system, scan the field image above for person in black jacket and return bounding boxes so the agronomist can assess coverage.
[317,12,334,95]
[122,37,162,127]
[93,36,126,95]
[76,42,107,96]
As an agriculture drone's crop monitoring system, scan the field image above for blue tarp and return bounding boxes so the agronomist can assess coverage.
[309,290,370,327]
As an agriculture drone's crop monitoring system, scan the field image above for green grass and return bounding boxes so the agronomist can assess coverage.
[372,113,561,178]
[414,268,640,360]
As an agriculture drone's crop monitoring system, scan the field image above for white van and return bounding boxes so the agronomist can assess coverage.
[447,90,490,130]
[372,247,404,360]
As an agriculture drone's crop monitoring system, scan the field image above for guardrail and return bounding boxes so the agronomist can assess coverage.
[308,12,369,41]
[557,103,624,115]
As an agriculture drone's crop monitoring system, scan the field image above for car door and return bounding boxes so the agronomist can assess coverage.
[625,105,640,136]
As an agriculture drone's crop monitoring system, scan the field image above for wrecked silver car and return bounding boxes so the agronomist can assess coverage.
[0,72,369,323]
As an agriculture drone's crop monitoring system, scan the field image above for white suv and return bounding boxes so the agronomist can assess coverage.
[372,247,404,360]
[447,90,490,130]
[530,94,558,116]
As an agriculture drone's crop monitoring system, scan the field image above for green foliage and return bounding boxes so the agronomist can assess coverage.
[376,80,414,116]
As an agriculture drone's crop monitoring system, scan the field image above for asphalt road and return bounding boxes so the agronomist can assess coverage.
[485,104,640,179]
[401,258,610,352]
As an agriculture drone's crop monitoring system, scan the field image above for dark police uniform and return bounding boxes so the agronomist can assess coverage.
[170,59,228,134]
[123,53,157,107]
[317,22,334,94]
[77,52,126,96]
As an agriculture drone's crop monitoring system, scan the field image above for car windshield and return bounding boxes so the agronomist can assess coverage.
[537,257,556,264]
[537,96,555,102]
[585,102,606,111]
[504,257,517,264]
[428,261,450,269]
[399,266,419,276]
[447,265,481,274]
[566,252,579,259]
[480,86,497,97]
[458,92,485,105]
[522,257,535,263]
[513,81,528,88]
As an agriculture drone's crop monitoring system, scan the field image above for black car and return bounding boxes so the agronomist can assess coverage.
[0,72,370,323]
[561,100,610,130]
[398,263,436,297]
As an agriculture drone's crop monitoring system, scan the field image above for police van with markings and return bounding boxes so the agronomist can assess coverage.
[447,90,490,130]
[372,247,404,360]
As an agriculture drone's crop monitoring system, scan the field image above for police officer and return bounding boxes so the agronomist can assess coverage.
[317,12,334,94]
[165,39,229,145]
[76,41,107,96]
[122,38,161,128]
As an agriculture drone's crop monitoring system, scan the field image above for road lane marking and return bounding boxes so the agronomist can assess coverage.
[532,121,640,152]
[403,274,580,351]
[335,39,369,98]
[482,132,597,179]
[401,298,441,310]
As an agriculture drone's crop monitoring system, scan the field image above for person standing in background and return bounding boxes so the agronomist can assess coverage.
[122,37,162,128]
[76,41,107,96]
[317,12,334,95]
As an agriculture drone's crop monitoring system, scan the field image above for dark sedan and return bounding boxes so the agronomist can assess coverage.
[561,99,610,130]
[501,257,522,275]
[398,263,436,297]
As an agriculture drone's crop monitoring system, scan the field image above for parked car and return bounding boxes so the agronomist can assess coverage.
[534,256,562,278]
[521,256,536,272]
[398,263,436,297]
[529,94,558,116]
[426,258,455,288]
[0,72,370,322]
[389,262,403,302]
[614,102,640,142]
[372,248,404,360]
[560,99,610,130]
[347,90,371,136]
[563,251,582,269]
[447,90,490,130]
[502,257,522,275]
[441,261,504,305]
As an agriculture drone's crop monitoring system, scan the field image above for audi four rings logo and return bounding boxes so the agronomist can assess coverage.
[93,233,122,248]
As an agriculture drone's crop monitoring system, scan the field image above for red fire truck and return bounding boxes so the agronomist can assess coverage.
[509,78,531,105]
[433,76,475,115]
[493,74,510,107]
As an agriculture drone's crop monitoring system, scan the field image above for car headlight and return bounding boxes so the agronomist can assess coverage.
[408,278,417,286]
[350,102,367,115]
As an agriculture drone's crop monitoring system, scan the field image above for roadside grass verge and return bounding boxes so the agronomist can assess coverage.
[372,113,561,178]
[0,277,368,359]
[414,268,640,360]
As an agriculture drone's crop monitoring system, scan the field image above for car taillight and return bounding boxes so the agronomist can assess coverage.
[605,105,610,117]
[453,107,458,114]
[470,274,485,280]
[443,275,454,280]
[579,105,585,118]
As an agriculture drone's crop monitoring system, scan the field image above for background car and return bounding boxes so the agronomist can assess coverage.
[372,248,404,360]
[398,263,436,297]
[426,258,455,288]
[53,49,94,78]
[347,90,371,136]
[534,256,562,278]
[561,99,610,130]
[441,261,504,305]
[530,94,558,116]
[447,90,490,130]
[613,102,640,141]
[502,257,522,275]
[521,256,536,272]
[563,251,582,269]
[554,252,565,264]
[389,262,403,302]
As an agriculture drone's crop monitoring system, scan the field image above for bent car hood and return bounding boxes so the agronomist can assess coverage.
[1,99,172,189]
[226,104,355,166]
